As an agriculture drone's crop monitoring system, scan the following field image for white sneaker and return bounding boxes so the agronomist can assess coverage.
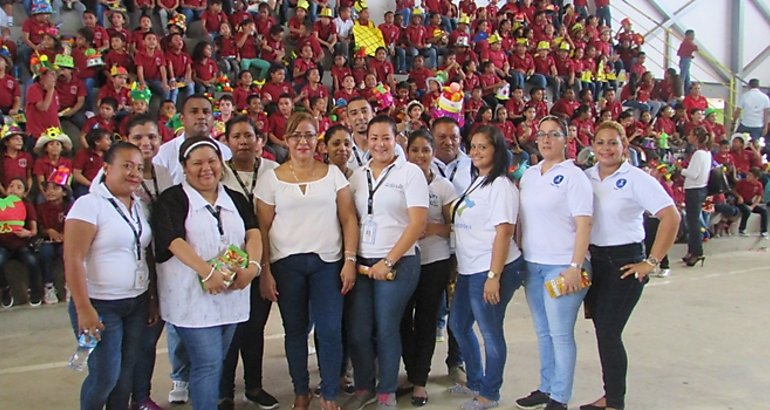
[761,232,768,238]
[168,380,189,404]
[43,284,58,304]
[657,268,671,278]
[739,230,749,237]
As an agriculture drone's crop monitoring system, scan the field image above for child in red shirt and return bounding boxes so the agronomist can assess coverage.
[130,14,154,55]
[37,170,72,304]
[260,25,286,66]
[72,128,111,198]
[200,0,227,42]
[261,66,297,106]
[0,178,42,306]
[79,97,117,148]
[371,47,396,89]
[103,33,133,76]
[32,130,73,194]
[292,43,317,91]
[330,53,352,92]
[215,22,238,81]
[165,33,194,104]
[334,75,359,104]
[313,7,337,61]
[300,67,330,111]
[734,168,767,236]
[98,66,131,114]
[505,86,526,122]
[24,69,60,139]
[192,41,218,94]
[1,126,32,193]
[351,50,369,88]
[266,94,293,162]
[495,105,517,148]
[0,52,21,116]
[465,87,485,124]
[136,32,169,100]
[233,70,255,111]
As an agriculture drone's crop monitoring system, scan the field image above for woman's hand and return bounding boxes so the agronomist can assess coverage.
[147,297,160,326]
[76,304,105,341]
[340,260,356,295]
[483,278,500,305]
[259,271,279,302]
[620,261,654,282]
[369,259,392,281]
[560,266,583,293]
[202,267,228,295]
[230,265,258,290]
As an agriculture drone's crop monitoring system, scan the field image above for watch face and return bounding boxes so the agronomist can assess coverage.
[487,271,495,279]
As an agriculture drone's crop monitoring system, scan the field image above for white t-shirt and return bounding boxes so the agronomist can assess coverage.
[157,182,250,328]
[520,160,593,265]
[334,17,354,39]
[453,176,522,275]
[587,162,674,246]
[418,174,457,265]
[431,151,473,195]
[738,88,770,128]
[255,165,350,263]
[350,155,429,258]
[682,150,712,189]
[90,163,174,202]
[66,183,152,300]
[221,158,279,205]
[153,134,233,185]
[348,142,406,170]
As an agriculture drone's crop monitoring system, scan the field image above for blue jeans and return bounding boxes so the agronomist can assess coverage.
[174,324,237,410]
[395,47,407,73]
[68,293,149,410]
[38,242,62,284]
[0,246,43,299]
[679,57,692,96]
[132,318,165,404]
[181,7,202,23]
[347,254,420,393]
[736,124,764,142]
[166,324,190,382]
[397,8,411,28]
[596,6,612,28]
[83,77,97,113]
[407,47,438,70]
[168,78,194,105]
[449,257,524,401]
[529,73,547,89]
[524,261,591,404]
[511,72,525,89]
[145,79,168,101]
[271,253,344,400]
[623,100,651,113]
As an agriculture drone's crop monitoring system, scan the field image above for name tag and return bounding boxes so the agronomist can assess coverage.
[134,265,148,290]
[361,217,377,245]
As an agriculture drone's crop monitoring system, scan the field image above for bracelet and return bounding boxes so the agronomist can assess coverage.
[248,260,263,276]
[201,265,215,283]
[344,255,356,263]
[344,250,356,257]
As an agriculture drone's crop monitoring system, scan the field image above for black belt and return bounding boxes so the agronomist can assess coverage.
[589,242,644,257]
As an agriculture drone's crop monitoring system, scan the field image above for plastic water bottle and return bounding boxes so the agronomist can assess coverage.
[67,332,99,372]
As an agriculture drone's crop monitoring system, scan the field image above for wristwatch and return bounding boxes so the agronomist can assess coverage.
[383,258,396,269]
[568,262,581,270]
[643,257,660,267]
[487,270,498,279]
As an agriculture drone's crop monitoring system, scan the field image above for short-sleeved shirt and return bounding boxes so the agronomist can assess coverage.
[25,82,60,138]
[136,49,166,81]
[0,75,20,110]
[587,162,674,246]
[37,200,69,233]
[520,160,593,265]
[166,50,192,78]
[33,156,72,180]
[737,89,770,128]
[418,175,456,265]
[73,148,104,182]
[56,76,87,110]
[66,183,152,299]
[2,151,32,187]
[349,155,429,258]
[735,179,764,202]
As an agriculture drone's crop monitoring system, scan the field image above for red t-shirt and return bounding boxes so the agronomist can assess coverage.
[677,38,698,58]
[73,149,104,181]
[131,29,150,51]
[0,75,20,110]
[36,200,69,233]
[237,32,259,59]
[408,67,433,92]
[526,100,549,120]
[554,55,574,76]
[255,15,276,38]
[104,50,133,74]
[730,149,759,174]
[25,83,60,138]
[22,19,53,45]
[370,59,394,83]
[735,179,764,202]
[301,83,330,101]
[379,23,400,46]
[267,112,289,140]
[334,89,359,103]
[71,47,98,80]
[136,49,166,81]
[195,58,218,82]
[330,66,352,90]
[533,55,555,75]
[33,156,72,179]
[505,98,526,119]
[551,98,581,118]
[313,20,337,42]
[55,76,87,110]
[2,151,32,187]
[261,82,294,104]
[479,72,500,96]
[88,25,110,50]
[293,58,315,86]
[261,37,283,63]
[405,25,428,48]
[232,86,253,111]
[201,10,227,33]
[166,50,192,78]
[682,95,708,114]
[653,116,676,135]
[484,49,508,70]
[98,84,131,108]
[229,10,252,29]
[510,53,534,73]
[217,36,238,58]
[81,116,116,135]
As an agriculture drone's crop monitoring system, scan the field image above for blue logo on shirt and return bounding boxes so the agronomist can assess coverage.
[616,178,627,189]
[553,175,564,185]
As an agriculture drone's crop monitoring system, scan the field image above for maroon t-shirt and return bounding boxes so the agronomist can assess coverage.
[25,83,60,139]
[136,49,166,81]
[33,156,72,180]
[55,76,87,110]
[0,75,20,111]
[36,200,69,233]
[2,151,32,187]
[73,149,104,181]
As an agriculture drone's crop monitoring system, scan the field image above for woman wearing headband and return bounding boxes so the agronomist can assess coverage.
[152,136,263,410]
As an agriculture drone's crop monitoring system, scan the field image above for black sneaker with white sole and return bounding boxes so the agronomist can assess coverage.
[1,287,13,309]
[245,389,279,410]
[28,289,42,307]
[544,399,568,410]
[515,390,550,409]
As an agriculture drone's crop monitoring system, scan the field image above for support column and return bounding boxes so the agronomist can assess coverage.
[728,0,744,129]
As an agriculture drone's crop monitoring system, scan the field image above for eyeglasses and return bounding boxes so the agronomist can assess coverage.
[287,132,316,143]
[536,131,566,140]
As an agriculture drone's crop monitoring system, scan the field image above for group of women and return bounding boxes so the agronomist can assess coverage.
[64,94,681,410]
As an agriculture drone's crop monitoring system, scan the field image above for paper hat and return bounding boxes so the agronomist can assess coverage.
[1,123,26,139]
[516,38,529,46]
[432,82,465,127]
[334,98,348,111]
[110,65,128,77]
[353,0,367,12]
[488,33,500,45]
[31,0,53,15]
[455,36,470,47]
[46,165,73,188]
[130,83,152,103]
[167,13,187,32]
[372,83,394,111]
[30,53,56,77]
[537,41,551,50]
[354,47,368,59]
[43,26,59,39]
[84,48,104,67]
[495,83,510,100]
[318,7,333,18]
[296,0,309,10]
[571,23,584,32]
[411,7,423,17]
[730,133,748,144]
[406,100,424,113]
[0,46,12,68]
[705,108,717,117]
[458,14,470,25]
[558,42,571,51]
[166,113,184,134]
[54,53,74,69]
[34,127,73,155]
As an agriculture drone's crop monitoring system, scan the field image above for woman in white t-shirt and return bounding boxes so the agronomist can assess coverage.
[516,116,593,410]
[580,122,680,410]
[256,112,358,410]
[448,126,525,410]
[681,126,712,266]
[65,142,153,410]
[322,124,354,179]
[398,129,457,406]
[152,137,262,410]
[346,115,429,409]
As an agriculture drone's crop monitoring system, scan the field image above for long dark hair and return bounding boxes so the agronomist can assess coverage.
[469,125,512,187]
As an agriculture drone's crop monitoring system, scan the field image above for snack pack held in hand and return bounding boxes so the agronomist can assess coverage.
[545,270,591,298]
[200,245,248,289]
[357,264,396,281]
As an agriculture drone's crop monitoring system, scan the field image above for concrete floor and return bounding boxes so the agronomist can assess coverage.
[0,237,768,410]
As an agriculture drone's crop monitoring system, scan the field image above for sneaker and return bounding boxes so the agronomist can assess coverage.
[44,284,59,304]
[218,398,235,410]
[447,384,479,397]
[28,289,42,307]
[657,268,671,278]
[515,390,550,409]
[761,232,768,238]
[346,390,376,410]
[376,393,397,409]
[342,381,356,395]
[739,230,749,237]
[448,365,467,384]
[313,385,321,397]
[134,398,163,410]
[1,287,13,309]
[168,380,189,404]
[436,328,445,342]
[462,398,500,410]
[543,399,568,410]
[245,389,279,410]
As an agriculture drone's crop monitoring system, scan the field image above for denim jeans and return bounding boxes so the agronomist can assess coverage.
[168,78,195,105]
[738,203,768,233]
[736,124,765,142]
[181,7,202,23]
[271,253,344,400]
[0,246,43,299]
[524,261,591,404]
[131,318,165,404]
[685,187,707,256]
[220,283,272,399]
[68,293,149,410]
[395,47,407,73]
[397,8,411,28]
[145,79,168,101]
[596,6,612,27]
[679,57,692,96]
[38,242,62,284]
[347,254,420,393]
[166,324,189,382]
[175,324,237,410]
[511,72,525,89]
[585,244,646,409]
[407,47,438,70]
[83,77,97,113]
[401,258,451,387]
[529,73,547,89]
[643,216,670,269]
[449,257,524,401]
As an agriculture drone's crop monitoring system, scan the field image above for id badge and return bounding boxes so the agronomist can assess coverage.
[134,265,148,289]
[449,227,456,251]
[361,218,377,245]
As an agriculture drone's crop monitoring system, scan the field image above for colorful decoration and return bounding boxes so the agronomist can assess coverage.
[432,82,465,127]
[215,74,233,93]
[30,0,53,15]
[166,113,184,135]
[84,48,104,68]
[0,46,12,68]
[352,24,385,57]
[54,53,74,69]
[1,123,26,140]
[353,0,367,13]
[319,7,333,18]
[110,66,128,77]
[130,82,152,103]
[200,245,248,289]
[47,165,73,188]
[495,83,510,100]
[29,53,56,77]
[34,127,73,155]
[297,0,309,10]
[168,13,187,33]
[0,195,26,233]
[371,83,394,111]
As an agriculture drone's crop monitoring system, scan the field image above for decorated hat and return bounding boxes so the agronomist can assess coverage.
[354,47,368,59]
[166,113,184,135]
[46,165,73,189]
[458,14,470,25]
[84,48,104,67]
[1,123,26,140]
[130,83,152,103]
[34,127,73,155]
[31,0,53,15]
[558,42,571,51]
[297,0,309,10]
[0,46,12,68]
[455,36,470,47]
[705,108,717,117]
[353,0,367,13]
[516,38,529,46]
[571,23,584,33]
[371,83,394,111]
[537,41,551,50]
[110,65,128,77]
[334,98,348,111]
[29,53,57,77]
[167,13,187,32]
[42,26,59,39]
[432,82,465,127]
[495,83,511,100]
[54,53,74,69]
[406,100,424,113]
[487,33,500,45]
[411,7,423,17]
[318,7,333,18]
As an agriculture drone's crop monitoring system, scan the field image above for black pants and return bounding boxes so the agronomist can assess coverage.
[586,243,647,410]
[400,258,451,386]
[220,280,273,399]
[684,187,707,256]
[737,203,768,233]
[643,216,670,269]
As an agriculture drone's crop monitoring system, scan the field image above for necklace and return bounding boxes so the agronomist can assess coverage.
[289,162,317,183]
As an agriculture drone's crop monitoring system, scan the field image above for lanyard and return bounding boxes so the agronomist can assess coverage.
[140,165,159,203]
[365,164,395,215]
[205,205,224,237]
[107,198,143,261]
[352,145,365,167]
[227,159,259,207]
[436,161,459,182]
[451,177,484,224]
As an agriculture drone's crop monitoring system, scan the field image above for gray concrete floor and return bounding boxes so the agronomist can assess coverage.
[0,236,768,409]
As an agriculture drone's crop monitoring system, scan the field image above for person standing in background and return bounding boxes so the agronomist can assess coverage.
[732,79,770,143]
[677,29,698,99]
